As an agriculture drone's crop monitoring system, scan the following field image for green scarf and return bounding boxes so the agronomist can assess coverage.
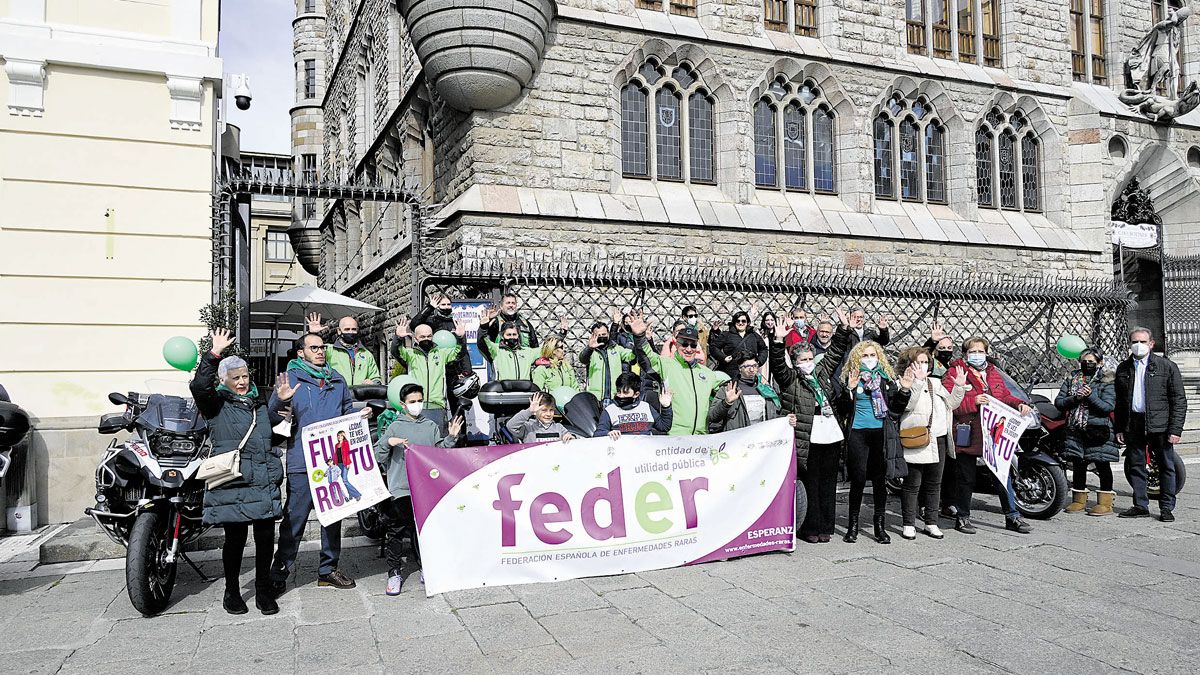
[803,372,827,407]
[217,382,259,402]
[753,376,782,408]
[287,357,335,382]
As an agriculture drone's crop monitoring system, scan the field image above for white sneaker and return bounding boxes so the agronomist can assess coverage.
[385,573,404,596]
[901,526,917,540]
[924,525,945,539]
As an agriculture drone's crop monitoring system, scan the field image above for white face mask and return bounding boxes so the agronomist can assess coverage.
[798,361,816,375]
[1131,343,1150,358]
[406,401,424,417]
[914,363,929,379]
[861,356,879,371]
[687,317,698,326]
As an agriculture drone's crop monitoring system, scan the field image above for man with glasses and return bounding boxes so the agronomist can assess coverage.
[846,306,891,348]
[629,312,729,435]
[1115,327,1186,521]
[268,332,367,593]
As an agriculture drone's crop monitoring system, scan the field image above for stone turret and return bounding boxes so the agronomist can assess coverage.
[289,0,328,274]
[398,0,556,111]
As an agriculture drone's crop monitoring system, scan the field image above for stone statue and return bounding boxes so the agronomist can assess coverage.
[1119,6,1198,123]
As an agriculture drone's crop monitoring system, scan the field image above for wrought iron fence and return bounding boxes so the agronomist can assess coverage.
[1164,254,1200,353]
[419,253,1130,389]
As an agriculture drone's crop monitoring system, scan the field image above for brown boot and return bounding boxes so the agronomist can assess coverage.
[1065,488,1090,514]
[1088,490,1115,516]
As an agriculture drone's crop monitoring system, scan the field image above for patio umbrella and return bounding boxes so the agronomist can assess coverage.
[250,285,382,379]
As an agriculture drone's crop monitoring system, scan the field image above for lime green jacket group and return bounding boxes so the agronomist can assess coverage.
[324,343,381,386]
[532,360,579,393]
[578,344,638,400]
[393,342,462,410]
[482,338,541,381]
[639,339,730,436]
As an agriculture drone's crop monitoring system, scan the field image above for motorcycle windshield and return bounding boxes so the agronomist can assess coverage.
[136,394,207,434]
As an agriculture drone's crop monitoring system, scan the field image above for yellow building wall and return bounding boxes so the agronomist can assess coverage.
[0,0,221,525]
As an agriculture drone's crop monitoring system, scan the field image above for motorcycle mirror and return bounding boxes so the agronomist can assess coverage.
[108,392,130,406]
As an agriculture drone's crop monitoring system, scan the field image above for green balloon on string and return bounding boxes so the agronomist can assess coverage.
[432,330,458,350]
[163,336,199,372]
[1056,334,1087,360]
[549,386,578,411]
[387,375,417,410]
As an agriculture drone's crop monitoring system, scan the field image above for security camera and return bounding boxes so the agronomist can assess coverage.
[231,74,252,110]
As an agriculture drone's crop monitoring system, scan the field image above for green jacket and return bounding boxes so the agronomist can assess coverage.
[532,361,579,393]
[482,337,540,381]
[639,339,730,435]
[393,342,461,410]
[325,341,380,386]
[578,344,637,400]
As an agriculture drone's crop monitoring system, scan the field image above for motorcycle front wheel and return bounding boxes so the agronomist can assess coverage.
[126,510,177,617]
[1013,461,1070,520]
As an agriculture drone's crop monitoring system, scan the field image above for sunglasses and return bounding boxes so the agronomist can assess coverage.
[685,313,698,318]
[677,339,699,349]
[735,319,749,324]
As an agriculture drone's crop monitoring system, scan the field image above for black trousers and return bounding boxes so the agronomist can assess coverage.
[901,436,947,526]
[1125,415,1178,511]
[378,496,419,574]
[801,442,840,537]
[1070,458,1114,491]
[222,519,275,593]
[846,427,887,517]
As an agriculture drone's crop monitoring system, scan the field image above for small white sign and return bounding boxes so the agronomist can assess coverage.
[1112,220,1158,249]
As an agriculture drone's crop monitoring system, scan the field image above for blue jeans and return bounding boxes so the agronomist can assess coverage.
[271,474,342,579]
[329,465,362,501]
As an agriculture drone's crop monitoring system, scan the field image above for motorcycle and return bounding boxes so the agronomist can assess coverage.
[0,398,31,479]
[86,390,211,617]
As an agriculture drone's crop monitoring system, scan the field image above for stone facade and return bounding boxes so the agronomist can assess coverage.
[297,0,1200,370]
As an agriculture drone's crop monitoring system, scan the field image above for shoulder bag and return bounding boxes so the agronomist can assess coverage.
[197,408,256,489]
[899,385,933,449]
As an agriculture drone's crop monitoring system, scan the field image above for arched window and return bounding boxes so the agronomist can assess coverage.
[872,93,946,204]
[976,107,1041,212]
[754,77,838,194]
[620,59,716,183]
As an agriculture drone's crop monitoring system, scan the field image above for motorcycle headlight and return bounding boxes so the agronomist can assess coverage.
[152,435,196,456]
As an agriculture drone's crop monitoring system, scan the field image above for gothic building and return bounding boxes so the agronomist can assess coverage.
[288,0,1200,410]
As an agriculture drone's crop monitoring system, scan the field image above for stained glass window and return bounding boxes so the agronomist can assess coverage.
[900,118,921,201]
[925,122,946,203]
[783,105,807,190]
[754,100,778,187]
[621,84,648,177]
[998,130,1017,209]
[813,107,835,193]
[874,115,894,198]
[689,94,715,183]
[1021,135,1040,211]
[656,89,683,180]
[976,127,993,207]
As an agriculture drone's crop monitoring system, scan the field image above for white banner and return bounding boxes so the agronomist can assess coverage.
[407,418,798,596]
[979,401,1032,487]
[300,412,390,526]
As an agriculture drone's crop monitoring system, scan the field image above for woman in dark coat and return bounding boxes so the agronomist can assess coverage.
[709,310,769,379]
[1055,349,1119,516]
[835,339,913,544]
[190,329,285,616]
[770,308,854,544]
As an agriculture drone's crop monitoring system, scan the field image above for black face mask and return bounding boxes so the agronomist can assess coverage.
[501,310,517,321]
[739,375,757,385]
[935,350,953,366]
[436,308,452,318]
[596,336,609,347]
[502,338,519,349]
[418,339,434,352]
[614,396,637,407]
[1080,363,1098,376]
[340,332,358,345]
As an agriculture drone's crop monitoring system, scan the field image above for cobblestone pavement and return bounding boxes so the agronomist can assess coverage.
[1,471,1197,674]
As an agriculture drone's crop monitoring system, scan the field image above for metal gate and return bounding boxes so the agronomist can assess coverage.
[1164,254,1200,354]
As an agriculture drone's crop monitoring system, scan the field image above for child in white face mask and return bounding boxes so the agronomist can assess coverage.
[374,383,461,597]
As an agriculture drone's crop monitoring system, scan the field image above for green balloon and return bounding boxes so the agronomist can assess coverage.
[549,386,578,411]
[163,336,198,372]
[433,330,458,350]
[387,375,417,410]
[1056,334,1087,360]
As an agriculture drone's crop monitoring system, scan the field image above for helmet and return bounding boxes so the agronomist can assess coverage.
[452,373,481,399]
